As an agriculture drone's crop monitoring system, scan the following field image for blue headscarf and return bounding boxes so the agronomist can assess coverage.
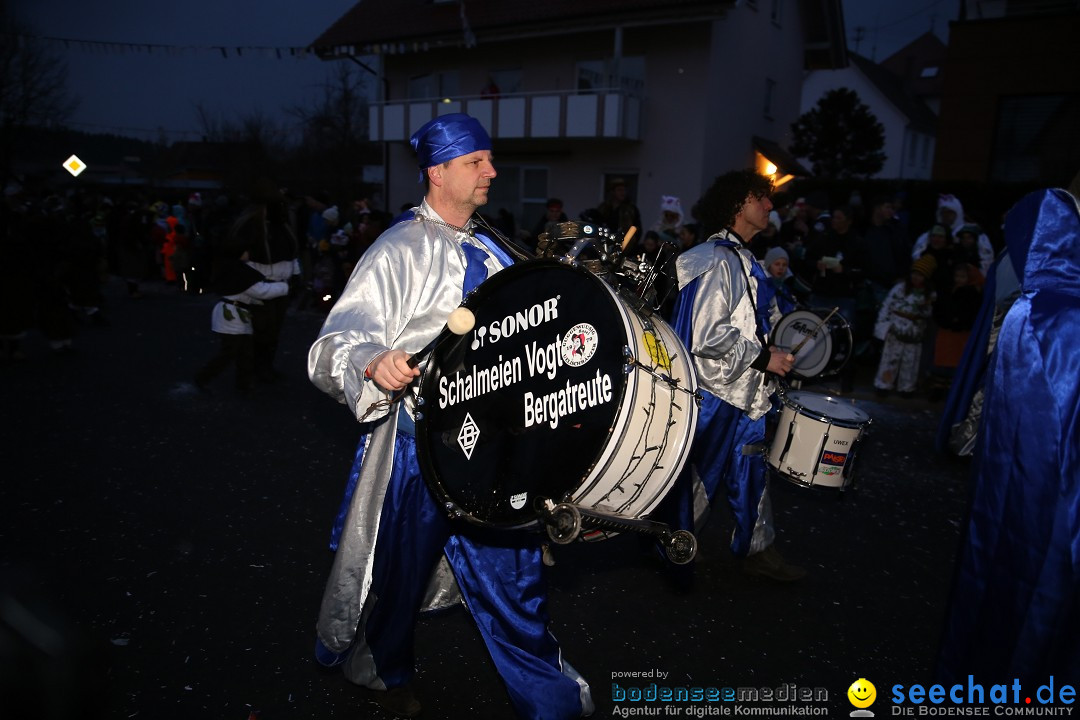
[410,113,492,169]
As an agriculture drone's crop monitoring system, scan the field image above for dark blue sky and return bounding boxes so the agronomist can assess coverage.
[842,0,956,61]
[11,0,358,141]
[11,0,956,142]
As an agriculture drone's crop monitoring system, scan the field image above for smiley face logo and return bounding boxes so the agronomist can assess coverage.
[847,678,876,709]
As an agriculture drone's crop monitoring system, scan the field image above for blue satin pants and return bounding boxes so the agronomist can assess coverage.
[334,431,589,720]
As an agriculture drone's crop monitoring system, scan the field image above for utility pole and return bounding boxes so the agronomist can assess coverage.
[852,25,865,53]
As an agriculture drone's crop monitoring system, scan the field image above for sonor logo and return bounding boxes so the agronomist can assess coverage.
[472,296,560,350]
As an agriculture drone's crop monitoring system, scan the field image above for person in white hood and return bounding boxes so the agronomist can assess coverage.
[911,194,994,274]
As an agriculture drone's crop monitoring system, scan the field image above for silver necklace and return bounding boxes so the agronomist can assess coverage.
[426,216,473,235]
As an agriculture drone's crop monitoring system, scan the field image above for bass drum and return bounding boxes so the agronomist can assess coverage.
[772,308,852,380]
[416,259,698,535]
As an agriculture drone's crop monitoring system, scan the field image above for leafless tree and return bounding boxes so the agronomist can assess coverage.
[0,10,78,185]
[286,61,373,197]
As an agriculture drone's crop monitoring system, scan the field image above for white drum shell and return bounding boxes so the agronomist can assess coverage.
[767,392,869,489]
[571,280,698,520]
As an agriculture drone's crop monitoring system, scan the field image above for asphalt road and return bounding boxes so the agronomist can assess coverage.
[1,277,973,719]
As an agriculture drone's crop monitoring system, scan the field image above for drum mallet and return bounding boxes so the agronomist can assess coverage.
[407,307,476,369]
[358,308,476,417]
[789,306,840,357]
[621,226,638,252]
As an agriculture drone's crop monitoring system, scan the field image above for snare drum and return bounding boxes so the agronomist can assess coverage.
[772,308,852,379]
[415,259,698,534]
[767,390,870,490]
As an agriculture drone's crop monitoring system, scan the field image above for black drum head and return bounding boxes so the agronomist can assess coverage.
[417,260,628,528]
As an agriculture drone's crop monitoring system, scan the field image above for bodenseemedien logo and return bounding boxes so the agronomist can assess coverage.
[848,678,877,717]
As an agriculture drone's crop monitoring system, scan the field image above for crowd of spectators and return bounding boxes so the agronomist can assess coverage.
[0,183,394,368]
[524,184,997,401]
[1,180,997,401]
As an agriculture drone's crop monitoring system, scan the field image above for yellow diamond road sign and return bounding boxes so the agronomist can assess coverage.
[64,155,87,177]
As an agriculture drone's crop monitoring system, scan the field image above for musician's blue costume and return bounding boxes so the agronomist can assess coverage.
[308,114,592,719]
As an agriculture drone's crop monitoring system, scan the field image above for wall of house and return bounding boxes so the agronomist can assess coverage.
[800,67,934,180]
[934,12,1080,184]
[375,0,815,230]
[705,1,808,186]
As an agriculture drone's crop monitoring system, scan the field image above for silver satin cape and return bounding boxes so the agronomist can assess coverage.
[307,200,504,655]
[674,230,781,421]
[675,230,782,552]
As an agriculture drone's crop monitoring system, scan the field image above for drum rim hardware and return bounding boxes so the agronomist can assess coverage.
[778,389,872,430]
[540,499,697,565]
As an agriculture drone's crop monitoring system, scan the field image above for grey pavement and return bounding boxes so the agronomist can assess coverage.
[1,276,971,719]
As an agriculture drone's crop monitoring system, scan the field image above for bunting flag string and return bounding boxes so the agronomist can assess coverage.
[3,31,318,59]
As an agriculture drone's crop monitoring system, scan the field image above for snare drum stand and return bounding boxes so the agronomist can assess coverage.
[539,499,698,565]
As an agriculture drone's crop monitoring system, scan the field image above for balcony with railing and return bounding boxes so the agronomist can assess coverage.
[367,89,642,143]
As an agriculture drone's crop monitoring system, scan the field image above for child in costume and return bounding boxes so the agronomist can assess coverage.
[873,255,936,396]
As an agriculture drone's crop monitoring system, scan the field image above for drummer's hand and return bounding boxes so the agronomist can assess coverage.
[368,349,419,391]
[766,347,795,377]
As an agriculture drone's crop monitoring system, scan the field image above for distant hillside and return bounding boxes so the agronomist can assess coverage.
[11,125,163,167]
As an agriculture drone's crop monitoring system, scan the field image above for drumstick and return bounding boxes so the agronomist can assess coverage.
[407,307,476,369]
[789,307,839,357]
[621,226,637,251]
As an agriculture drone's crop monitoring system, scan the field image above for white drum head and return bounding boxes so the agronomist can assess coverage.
[773,310,833,377]
[784,391,870,427]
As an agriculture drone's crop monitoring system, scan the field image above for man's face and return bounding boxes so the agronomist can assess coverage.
[874,202,895,223]
[737,193,773,234]
[438,150,496,210]
[831,210,851,233]
[940,208,958,227]
[546,204,563,220]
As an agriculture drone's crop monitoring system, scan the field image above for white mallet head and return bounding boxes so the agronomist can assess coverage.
[446,307,476,336]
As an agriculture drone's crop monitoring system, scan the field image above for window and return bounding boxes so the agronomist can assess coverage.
[763,78,776,119]
[522,167,548,200]
[407,71,460,100]
[484,68,522,96]
[920,66,939,78]
[770,0,783,26]
[908,131,919,165]
[519,167,550,230]
[472,165,551,231]
[991,94,1080,182]
[576,57,645,96]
